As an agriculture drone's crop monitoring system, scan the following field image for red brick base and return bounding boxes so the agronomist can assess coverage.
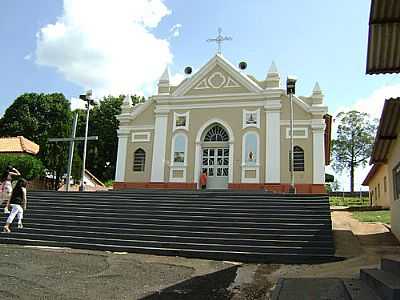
[264,183,326,194]
[113,182,326,194]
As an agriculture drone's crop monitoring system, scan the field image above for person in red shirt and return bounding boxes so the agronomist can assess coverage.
[200,170,208,190]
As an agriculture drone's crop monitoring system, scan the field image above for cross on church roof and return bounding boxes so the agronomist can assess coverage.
[206,28,232,54]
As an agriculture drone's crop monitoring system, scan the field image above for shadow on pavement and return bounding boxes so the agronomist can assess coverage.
[140,265,239,300]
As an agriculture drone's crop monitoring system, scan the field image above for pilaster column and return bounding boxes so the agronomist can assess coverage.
[194,142,201,188]
[264,100,282,183]
[151,109,169,182]
[312,121,326,184]
[229,141,234,183]
[115,129,130,182]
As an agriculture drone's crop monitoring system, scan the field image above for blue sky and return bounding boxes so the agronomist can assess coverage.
[1,0,399,190]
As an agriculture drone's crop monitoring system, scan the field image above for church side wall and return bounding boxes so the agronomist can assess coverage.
[124,136,154,183]
[279,126,313,184]
[387,124,400,241]
[122,101,156,183]
[279,96,314,186]
[367,164,390,208]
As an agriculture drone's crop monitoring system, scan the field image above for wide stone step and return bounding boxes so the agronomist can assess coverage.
[343,279,382,300]
[24,209,332,224]
[19,219,333,236]
[31,190,328,199]
[18,222,334,241]
[8,227,334,248]
[0,232,335,254]
[22,213,332,229]
[26,204,331,217]
[0,236,334,263]
[28,197,330,208]
[360,269,400,300]
[27,202,330,213]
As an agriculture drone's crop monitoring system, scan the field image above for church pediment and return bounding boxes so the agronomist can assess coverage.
[173,54,262,97]
[187,66,249,95]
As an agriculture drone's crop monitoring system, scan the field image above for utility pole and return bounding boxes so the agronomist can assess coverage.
[287,76,297,194]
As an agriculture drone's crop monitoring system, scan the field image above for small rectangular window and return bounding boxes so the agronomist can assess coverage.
[384,176,387,193]
[378,183,381,199]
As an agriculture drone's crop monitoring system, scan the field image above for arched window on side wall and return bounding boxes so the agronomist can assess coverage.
[133,148,146,172]
[289,146,304,171]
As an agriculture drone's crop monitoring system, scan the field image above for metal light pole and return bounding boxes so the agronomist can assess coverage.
[79,90,94,192]
[66,113,78,192]
[287,76,297,194]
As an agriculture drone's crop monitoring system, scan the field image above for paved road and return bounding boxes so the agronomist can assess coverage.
[0,244,233,300]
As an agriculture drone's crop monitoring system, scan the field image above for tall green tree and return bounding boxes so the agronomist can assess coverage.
[332,111,378,192]
[74,94,144,181]
[0,154,44,181]
[0,93,72,189]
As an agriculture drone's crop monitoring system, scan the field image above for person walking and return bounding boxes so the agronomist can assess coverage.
[1,165,21,213]
[3,178,27,233]
[200,170,208,190]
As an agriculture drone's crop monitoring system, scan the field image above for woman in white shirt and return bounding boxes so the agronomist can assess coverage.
[1,166,21,213]
[3,178,27,232]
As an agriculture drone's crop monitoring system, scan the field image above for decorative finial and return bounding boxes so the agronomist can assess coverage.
[121,94,133,110]
[159,66,170,82]
[313,81,322,94]
[268,61,278,74]
[206,27,232,54]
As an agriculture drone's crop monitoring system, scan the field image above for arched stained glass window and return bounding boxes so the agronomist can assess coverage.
[133,148,145,172]
[204,125,229,142]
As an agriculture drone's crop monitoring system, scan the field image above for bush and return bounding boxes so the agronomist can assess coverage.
[0,154,44,180]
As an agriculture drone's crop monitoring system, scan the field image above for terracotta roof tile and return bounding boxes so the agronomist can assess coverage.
[0,136,40,155]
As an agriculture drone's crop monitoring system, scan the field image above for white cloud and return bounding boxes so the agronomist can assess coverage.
[333,84,400,119]
[170,23,182,38]
[69,97,86,110]
[328,84,400,191]
[170,72,185,86]
[35,0,174,96]
[24,53,32,60]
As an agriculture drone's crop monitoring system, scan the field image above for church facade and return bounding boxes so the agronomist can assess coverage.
[114,54,331,193]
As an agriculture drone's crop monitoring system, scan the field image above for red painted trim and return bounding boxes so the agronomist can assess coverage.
[228,183,266,190]
[113,182,326,194]
[113,182,196,190]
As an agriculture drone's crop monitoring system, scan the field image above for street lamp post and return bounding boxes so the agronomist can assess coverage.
[79,90,94,192]
[287,76,297,194]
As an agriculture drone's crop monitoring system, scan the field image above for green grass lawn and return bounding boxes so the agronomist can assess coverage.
[352,211,391,224]
[329,196,370,207]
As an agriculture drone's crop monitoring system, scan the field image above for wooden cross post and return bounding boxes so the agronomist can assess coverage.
[48,112,98,192]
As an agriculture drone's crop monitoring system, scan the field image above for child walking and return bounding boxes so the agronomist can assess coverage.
[3,178,27,233]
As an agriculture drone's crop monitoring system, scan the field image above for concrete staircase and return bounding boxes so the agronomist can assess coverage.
[0,190,335,263]
[355,258,400,300]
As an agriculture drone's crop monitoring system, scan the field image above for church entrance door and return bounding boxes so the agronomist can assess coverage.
[202,147,229,189]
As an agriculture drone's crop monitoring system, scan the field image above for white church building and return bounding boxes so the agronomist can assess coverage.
[114,54,331,193]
